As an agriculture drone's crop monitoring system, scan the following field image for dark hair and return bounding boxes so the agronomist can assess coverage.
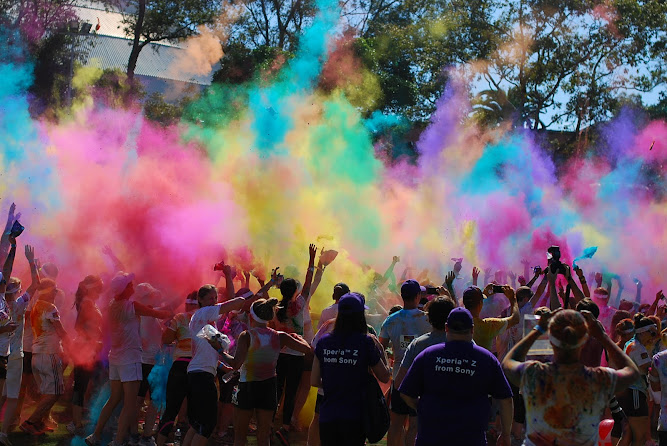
[428,296,456,330]
[634,313,657,331]
[389,305,403,315]
[333,283,350,301]
[277,279,298,322]
[615,318,635,336]
[611,310,632,332]
[575,298,600,319]
[534,306,551,317]
[333,311,368,336]
[185,290,198,303]
[197,284,217,307]
[73,275,102,312]
[252,298,279,322]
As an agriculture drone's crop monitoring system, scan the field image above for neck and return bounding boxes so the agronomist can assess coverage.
[403,300,418,310]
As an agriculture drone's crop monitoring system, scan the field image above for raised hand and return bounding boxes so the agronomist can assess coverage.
[25,245,35,263]
[472,267,480,282]
[595,272,603,288]
[393,256,400,263]
[507,270,516,282]
[521,259,530,267]
[309,244,317,261]
[581,310,605,341]
[502,285,516,303]
[537,308,561,331]
[445,271,455,288]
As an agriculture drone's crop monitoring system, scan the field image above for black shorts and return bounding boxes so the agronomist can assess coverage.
[510,383,525,424]
[314,393,324,414]
[138,363,154,398]
[233,377,278,411]
[187,371,218,438]
[303,350,314,372]
[0,355,7,380]
[390,385,416,417]
[22,352,32,375]
[218,372,239,404]
[617,388,649,417]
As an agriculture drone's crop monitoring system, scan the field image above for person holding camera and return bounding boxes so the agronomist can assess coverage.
[462,285,519,352]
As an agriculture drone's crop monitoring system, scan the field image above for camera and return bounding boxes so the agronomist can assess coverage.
[547,246,567,275]
[425,286,438,295]
[492,284,505,294]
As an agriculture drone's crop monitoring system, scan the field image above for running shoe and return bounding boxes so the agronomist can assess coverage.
[274,427,290,446]
[84,434,100,446]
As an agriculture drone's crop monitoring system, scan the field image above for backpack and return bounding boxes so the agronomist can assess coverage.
[364,372,390,443]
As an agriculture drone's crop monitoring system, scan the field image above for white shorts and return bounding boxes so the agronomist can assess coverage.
[3,357,23,398]
[32,353,64,395]
[109,362,142,382]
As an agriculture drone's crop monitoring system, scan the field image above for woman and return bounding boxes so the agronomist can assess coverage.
[156,291,199,446]
[68,275,104,435]
[215,298,312,446]
[85,272,173,446]
[311,292,390,446]
[609,318,635,446]
[619,313,660,446]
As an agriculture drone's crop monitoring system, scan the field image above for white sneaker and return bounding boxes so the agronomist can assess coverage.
[84,434,100,446]
[0,432,12,446]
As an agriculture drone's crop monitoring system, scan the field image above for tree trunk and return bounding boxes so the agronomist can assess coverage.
[127,0,147,80]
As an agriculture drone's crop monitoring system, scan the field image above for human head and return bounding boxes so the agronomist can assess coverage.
[332,282,350,302]
[400,280,421,303]
[634,313,659,348]
[445,307,474,341]
[109,272,135,299]
[5,277,22,300]
[74,275,104,311]
[389,305,402,315]
[250,298,279,325]
[37,278,58,303]
[39,263,59,281]
[135,283,161,305]
[575,298,600,319]
[334,293,368,336]
[548,310,588,363]
[462,286,484,316]
[185,290,199,312]
[427,296,456,331]
[615,318,635,344]
[279,278,298,301]
[592,287,610,308]
[197,284,218,308]
[516,286,533,306]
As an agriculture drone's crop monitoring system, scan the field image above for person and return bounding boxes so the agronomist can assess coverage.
[181,273,277,446]
[649,335,667,446]
[379,279,431,446]
[462,285,519,353]
[68,275,105,436]
[502,307,639,445]
[0,235,21,403]
[592,287,616,334]
[213,298,312,446]
[85,272,173,446]
[19,278,70,435]
[575,298,604,367]
[393,295,455,389]
[619,313,660,446]
[156,292,199,446]
[271,244,318,445]
[0,245,38,446]
[399,307,514,446]
[317,283,350,330]
[312,292,391,446]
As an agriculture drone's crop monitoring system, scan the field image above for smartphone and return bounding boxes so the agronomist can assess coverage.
[492,284,504,294]
[9,221,24,238]
[425,286,438,295]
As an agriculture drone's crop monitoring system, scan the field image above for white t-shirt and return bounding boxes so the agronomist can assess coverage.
[652,350,667,431]
[188,304,223,376]
[23,295,37,352]
[108,299,141,366]
[318,303,338,330]
[0,295,11,356]
[7,292,30,359]
[31,300,63,354]
[141,316,163,365]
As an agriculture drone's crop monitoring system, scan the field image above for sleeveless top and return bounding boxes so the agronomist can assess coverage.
[240,326,281,383]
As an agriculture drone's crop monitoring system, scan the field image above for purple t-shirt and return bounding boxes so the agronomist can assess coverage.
[398,340,513,446]
[315,332,382,423]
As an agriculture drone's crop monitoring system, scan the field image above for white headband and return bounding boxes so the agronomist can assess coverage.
[635,324,657,334]
[185,299,198,305]
[5,284,21,294]
[549,333,589,349]
[620,327,635,334]
[250,305,270,324]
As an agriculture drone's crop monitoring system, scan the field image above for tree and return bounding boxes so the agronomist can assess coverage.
[0,0,76,43]
[113,0,222,79]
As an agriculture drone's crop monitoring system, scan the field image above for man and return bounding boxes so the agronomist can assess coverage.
[316,282,350,330]
[591,287,616,335]
[394,295,455,389]
[399,307,514,446]
[462,285,519,352]
[380,280,431,446]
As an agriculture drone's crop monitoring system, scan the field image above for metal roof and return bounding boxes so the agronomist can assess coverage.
[83,35,212,85]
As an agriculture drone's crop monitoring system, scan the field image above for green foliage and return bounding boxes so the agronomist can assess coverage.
[213,43,291,85]
[144,91,192,126]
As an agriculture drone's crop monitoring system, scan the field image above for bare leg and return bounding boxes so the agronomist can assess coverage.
[387,412,407,446]
[255,410,273,446]
[2,398,19,435]
[91,380,124,439]
[115,381,141,445]
[233,408,252,446]
[307,413,320,446]
[26,394,59,424]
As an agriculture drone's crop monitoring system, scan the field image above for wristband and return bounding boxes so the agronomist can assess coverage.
[533,325,547,335]
[308,267,315,272]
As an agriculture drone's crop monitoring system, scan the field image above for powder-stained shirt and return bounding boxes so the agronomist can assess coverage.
[166,311,194,359]
[30,300,63,354]
[380,308,431,379]
[272,295,305,356]
[108,299,141,366]
[399,340,513,446]
[625,338,651,394]
[7,292,30,359]
[188,304,223,375]
[141,315,163,365]
[472,316,508,352]
[240,326,281,382]
[318,303,338,330]
[519,361,617,446]
[0,295,12,356]
[652,350,667,431]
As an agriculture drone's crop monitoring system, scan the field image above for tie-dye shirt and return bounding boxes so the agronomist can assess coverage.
[30,300,63,354]
[240,326,281,382]
[520,361,617,446]
[166,311,194,359]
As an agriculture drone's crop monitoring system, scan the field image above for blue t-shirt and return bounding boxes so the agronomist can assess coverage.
[315,332,382,423]
[398,340,513,446]
[380,308,431,379]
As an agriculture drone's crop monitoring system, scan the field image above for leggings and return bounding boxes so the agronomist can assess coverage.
[156,359,190,436]
[72,361,104,407]
[275,353,304,426]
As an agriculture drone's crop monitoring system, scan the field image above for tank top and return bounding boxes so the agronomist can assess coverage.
[240,326,281,383]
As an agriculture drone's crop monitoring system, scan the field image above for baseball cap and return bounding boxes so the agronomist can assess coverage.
[462,286,484,308]
[338,292,369,314]
[446,307,474,331]
[109,272,135,295]
[401,280,421,300]
[134,283,160,303]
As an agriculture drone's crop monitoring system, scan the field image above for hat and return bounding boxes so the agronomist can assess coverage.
[333,282,350,300]
[462,286,484,308]
[40,263,59,280]
[338,292,369,314]
[109,272,135,295]
[419,285,427,292]
[134,283,160,303]
[401,280,421,300]
[446,307,474,331]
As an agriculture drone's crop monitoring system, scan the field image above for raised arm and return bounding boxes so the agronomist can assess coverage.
[574,266,590,298]
[0,236,17,293]
[378,256,400,288]
[503,286,520,328]
[0,203,17,264]
[222,264,236,301]
[521,259,530,285]
[101,245,126,273]
[24,245,41,296]
[529,273,548,308]
[526,266,542,289]
[647,290,664,317]
[134,301,173,319]
[444,271,456,303]
[565,266,585,306]
[472,267,480,287]
[547,270,560,310]
[635,280,643,305]
[301,244,317,300]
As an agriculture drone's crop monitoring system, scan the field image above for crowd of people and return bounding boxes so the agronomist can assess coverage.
[0,203,666,446]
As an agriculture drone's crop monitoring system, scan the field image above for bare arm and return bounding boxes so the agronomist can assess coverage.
[378,257,400,288]
[1,238,17,293]
[222,265,235,301]
[503,322,546,386]
[401,393,418,410]
[162,327,177,345]
[496,398,513,439]
[647,290,663,317]
[24,245,40,296]
[219,331,250,370]
[311,356,322,388]
[575,267,590,298]
[503,287,520,328]
[279,332,312,354]
[134,301,173,319]
[526,267,542,289]
[301,244,317,301]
